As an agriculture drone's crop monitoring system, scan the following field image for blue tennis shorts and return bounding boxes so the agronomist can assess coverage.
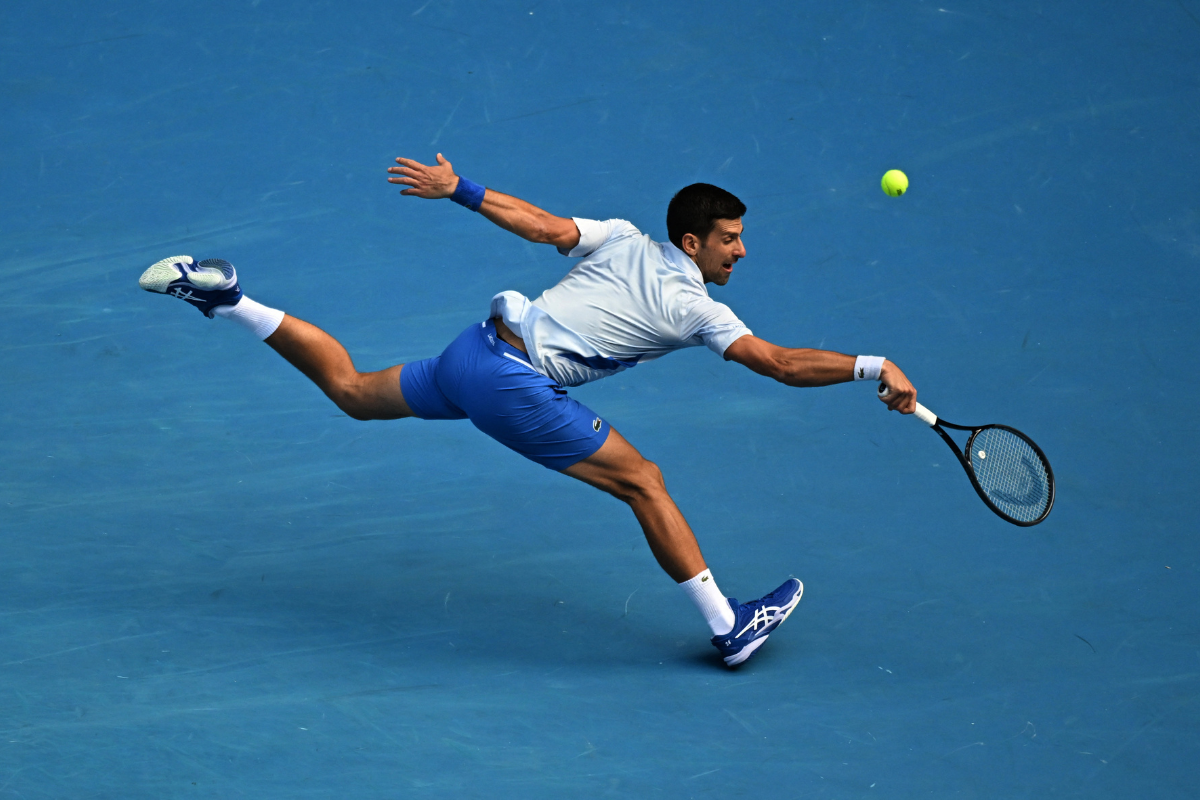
[399,320,610,471]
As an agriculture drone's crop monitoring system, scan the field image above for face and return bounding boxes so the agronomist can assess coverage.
[683,218,746,285]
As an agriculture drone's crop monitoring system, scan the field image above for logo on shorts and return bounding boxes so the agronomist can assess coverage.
[592,417,602,432]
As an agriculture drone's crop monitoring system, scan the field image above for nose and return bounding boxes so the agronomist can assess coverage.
[734,239,747,258]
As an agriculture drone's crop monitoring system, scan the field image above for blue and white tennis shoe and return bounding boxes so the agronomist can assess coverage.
[139,255,242,317]
[712,578,803,667]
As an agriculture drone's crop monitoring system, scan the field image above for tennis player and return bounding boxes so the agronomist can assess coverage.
[138,153,917,667]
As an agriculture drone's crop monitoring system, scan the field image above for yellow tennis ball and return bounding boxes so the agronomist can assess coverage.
[881,169,908,197]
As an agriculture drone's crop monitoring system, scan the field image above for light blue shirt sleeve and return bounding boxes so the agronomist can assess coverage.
[557,218,640,257]
[682,298,753,357]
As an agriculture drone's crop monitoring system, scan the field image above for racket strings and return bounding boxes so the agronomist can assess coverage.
[968,427,1051,523]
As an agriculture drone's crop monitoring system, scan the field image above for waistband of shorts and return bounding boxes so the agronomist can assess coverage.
[479,319,534,365]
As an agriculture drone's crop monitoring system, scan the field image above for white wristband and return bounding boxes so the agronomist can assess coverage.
[853,355,885,382]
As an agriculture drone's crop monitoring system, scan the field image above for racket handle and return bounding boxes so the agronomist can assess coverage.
[913,403,938,426]
[877,382,938,427]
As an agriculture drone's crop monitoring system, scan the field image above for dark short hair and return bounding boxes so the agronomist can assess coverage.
[666,183,747,249]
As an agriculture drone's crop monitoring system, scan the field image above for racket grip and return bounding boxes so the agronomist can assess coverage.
[877,383,938,426]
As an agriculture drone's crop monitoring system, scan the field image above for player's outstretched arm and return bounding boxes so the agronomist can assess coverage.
[724,335,917,413]
[387,153,580,250]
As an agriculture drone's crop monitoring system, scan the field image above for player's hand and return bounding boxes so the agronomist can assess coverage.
[878,360,917,414]
[387,153,459,199]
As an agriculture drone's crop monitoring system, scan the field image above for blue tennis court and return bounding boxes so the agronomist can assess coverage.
[3,1,1198,796]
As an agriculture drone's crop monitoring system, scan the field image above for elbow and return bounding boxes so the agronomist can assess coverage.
[765,356,792,385]
[538,214,579,249]
[527,218,555,245]
[738,355,791,384]
[771,358,819,387]
[727,339,797,384]
[528,211,568,246]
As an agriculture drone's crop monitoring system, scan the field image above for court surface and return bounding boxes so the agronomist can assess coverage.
[2,1,1199,797]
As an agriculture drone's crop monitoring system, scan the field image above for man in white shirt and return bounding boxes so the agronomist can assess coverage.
[139,153,917,668]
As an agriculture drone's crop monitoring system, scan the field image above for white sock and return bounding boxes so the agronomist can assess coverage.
[679,569,735,636]
[213,296,285,341]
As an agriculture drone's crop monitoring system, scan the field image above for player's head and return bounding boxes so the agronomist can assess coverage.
[667,183,747,286]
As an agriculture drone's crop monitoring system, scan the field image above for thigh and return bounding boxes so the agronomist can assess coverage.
[439,323,610,470]
[400,356,467,420]
[357,363,419,420]
[560,426,651,493]
[458,370,610,471]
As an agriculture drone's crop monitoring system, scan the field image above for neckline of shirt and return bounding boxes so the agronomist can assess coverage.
[660,240,704,285]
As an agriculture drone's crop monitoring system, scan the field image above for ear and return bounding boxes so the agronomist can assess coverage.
[681,232,702,257]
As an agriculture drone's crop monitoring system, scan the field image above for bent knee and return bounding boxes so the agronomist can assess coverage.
[343,406,374,422]
[613,458,667,503]
[328,381,375,421]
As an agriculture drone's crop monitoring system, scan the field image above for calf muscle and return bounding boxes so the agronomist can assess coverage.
[563,428,707,583]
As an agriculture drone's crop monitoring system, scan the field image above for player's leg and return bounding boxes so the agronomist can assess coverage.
[265,316,414,421]
[410,319,801,666]
[139,255,414,421]
[428,322,702,579]
[561,427,704,583]
[563,428,803,667]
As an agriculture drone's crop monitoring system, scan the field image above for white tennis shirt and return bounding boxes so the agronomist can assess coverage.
[490,217,752,387]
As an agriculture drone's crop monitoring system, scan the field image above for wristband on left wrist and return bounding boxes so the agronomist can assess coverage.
[450,176,486,211]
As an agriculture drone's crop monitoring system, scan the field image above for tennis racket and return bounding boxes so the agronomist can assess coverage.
[878,384,1054,526]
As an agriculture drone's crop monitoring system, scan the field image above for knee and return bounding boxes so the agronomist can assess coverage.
[612,458,666,504]
[329,380,374,421]
[342,405,374,422]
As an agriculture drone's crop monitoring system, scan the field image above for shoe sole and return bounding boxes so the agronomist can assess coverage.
[139,256,235,293]
[723,579,804,666]
[139,255,193,293]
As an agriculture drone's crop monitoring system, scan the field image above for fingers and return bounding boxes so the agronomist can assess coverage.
[878,382,916,413]
[889,388,917,414]
[386,160,430,194]
[877,360,917,414]
[889,384,914,411]
[387,156,451,180]
[386,154,456,199]
[390,155,451,170]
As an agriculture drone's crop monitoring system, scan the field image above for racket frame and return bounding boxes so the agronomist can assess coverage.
[878,384,1055,526]
[929,418,1055,526]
